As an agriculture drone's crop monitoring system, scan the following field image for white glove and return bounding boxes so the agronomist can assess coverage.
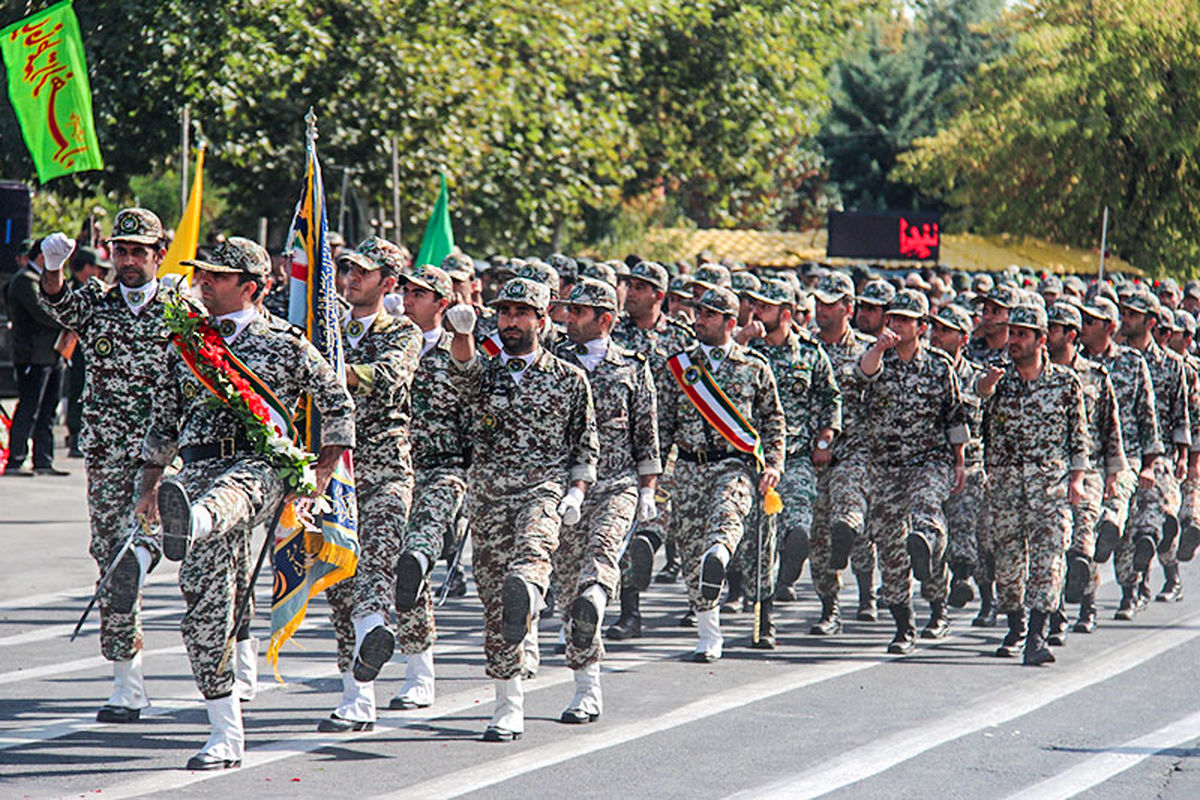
[557,486,585,526]
[446,303,477,334]
[41,232,75,272]
[636,486,658,522]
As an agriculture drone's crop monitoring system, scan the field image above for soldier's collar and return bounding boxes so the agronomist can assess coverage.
[212,307,258,343]
[119,278,158,315]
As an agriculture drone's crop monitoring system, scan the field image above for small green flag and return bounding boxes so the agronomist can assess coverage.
[1,0,103,183]
[415,173,454,268]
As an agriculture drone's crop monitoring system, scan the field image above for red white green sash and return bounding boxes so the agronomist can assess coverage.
[480,332,502,357]
[667,351,764,470]
[177,339,300,443]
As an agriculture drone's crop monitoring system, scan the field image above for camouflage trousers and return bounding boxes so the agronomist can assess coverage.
[810,452,876,599]
[1067,469,1104,599]
[555,477,638,670]
[735,455,814,600]
[673,459,753,613]
[987,465,1071,613]
[326,476,413,673]
[86,458,162,662]
[944,464,987,585]
[866,462,952,608]
[468,482,562,680]
[175,456,281,698]
[1118,457,1181,583]
[1180,474,1199,537]
[620,452,677,585]
[396,468,466,656]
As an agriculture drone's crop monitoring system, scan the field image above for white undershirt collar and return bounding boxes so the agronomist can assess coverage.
[120,279,158,315]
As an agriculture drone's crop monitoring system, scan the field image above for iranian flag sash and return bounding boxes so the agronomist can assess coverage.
[667,350,764,471]
[480,332,502,357]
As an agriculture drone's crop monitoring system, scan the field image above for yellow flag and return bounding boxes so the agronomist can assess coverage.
[158,144,205,279]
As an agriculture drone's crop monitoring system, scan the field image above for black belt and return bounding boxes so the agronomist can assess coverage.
[179,434,254,464]
[676,448,748,466]
[416,453,466,470]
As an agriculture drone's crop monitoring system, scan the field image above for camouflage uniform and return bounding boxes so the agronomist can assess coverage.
[144,252,355,700]
[658,335,786,614]
[39,263,171,662]
[401,327,470,655]
[1178,349,1200,542]
[325,310,421,672]
[553,321,660,668]
[942,350,988,592]
[745,281,841,602]
[451,282,598,680]
[983,360,1089,614]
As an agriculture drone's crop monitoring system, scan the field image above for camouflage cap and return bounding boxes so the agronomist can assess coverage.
[931,304,973,333]
[404,263,453,299]
[857,278,896,306]
[607,259,631,278]
[558,276,618,310]
[490,277,550,314]
[1047,301,1083,330]
[514,259,561,297]
[952,292,978,313]
[693,263,732,290]
[1063,275,1087,295]
[1175,308,1197,336]
[668,275,694,297]
[694,287,740,316]
[110,207,164,246]
[72,246,112,269]
[984,285,1018,309]
[628,260,669,292]
[1121,285,1161,315]
[183,236,270,277]
[1008,303,1048,332]
[581,261,618,288]
[1080,297,1119,326]
[972,274,995,293]
[350,235,410,274]
[441,252,476,282]
[1039,275,1064,294]
[812,271,855,304]
[1157,277,1181,297]
[886,288,929,318]
[1156,306,1179,331]
[731,271,762,295]
[749,278,797,307]
[1185,280,1200,300]
[547,253,578,284]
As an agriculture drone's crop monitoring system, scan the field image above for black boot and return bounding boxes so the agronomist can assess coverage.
[1073,596,1097,633]
[855,571,877,621]
[1114,584,1137,620]
[656,540,680,583]
[1046,608,1069,647]
[994,611,1026,657]
[443,566,467,598]
[1023,609,1055,666]
[809,595,842,635]
[777,528,810,588]
[721,567,744,614]
[972,582,997,627]
[887,603,916,654]
[1063,552,1092,604]
[1137,576,1152,609]
[921,600,951,639]
[604,587,642,640]
[1156,563,1183,602]
[628,532,658,591]
[750,598,776,650]
[947,563,975,608]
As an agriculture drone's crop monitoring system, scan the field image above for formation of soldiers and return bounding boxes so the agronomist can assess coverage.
[32,207,1200,769]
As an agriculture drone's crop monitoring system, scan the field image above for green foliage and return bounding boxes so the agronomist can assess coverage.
[896,0,1200,276]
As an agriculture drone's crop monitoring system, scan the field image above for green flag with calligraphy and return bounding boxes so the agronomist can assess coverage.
[1,1,103,182]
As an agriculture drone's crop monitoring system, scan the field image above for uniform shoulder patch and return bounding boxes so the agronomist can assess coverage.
[666,315,695,336]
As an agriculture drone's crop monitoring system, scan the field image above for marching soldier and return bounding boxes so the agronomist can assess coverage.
[389,263,467,711]
[809,272,877,631]
[1167,309,1200,563]
[1045,302,1126,639]
[967,285,1016,366]
[977,304,1088,665]
[36,210,171,723]
[552,278,660,722]
[445,277,598,742]
[854,278,895,338]
[136,238,355,769]
[858,290,968,654]
[658,287,785,662]
[318,238,422,732]
[607,261,695,639]
[738,278,841,646]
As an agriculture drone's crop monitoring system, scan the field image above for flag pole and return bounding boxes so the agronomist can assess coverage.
[1098,205,1109,282]
[180,104,190,214]
[391,135,401,242]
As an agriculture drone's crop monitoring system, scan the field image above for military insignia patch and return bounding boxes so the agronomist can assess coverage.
[126,290,144,306]
[575,343,588,355]
[683,365,701,385]
[94,336,113,356]
[347,319,365,338]
[481,413,498,430]
[216,319,237,338]
[509,282,526,297]
[709,348,724,361]
[507,359,525,373]
[183,381,198,399]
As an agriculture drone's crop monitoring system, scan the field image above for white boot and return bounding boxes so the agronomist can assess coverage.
[521,581,545,678]
[568,584,608,650]
[390,647,435,710]
[187,694,243,769]
[318,671,376,732]
[483,677,524,741]
[233,637,258,702]
[351,611,395,682]
[693,607,723,662]
[105,651,150,710]
[562,661,602,724]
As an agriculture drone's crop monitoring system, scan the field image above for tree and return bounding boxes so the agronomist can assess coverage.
[896,0,1200,275]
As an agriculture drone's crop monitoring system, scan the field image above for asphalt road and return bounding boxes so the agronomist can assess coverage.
[4,458,1200,799]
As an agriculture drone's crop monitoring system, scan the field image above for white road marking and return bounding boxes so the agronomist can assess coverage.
[0,605,182,647]
[728,612,1200,800]
[1006,708,1200,800]
[0,572,178,611]
[0,644,186,687]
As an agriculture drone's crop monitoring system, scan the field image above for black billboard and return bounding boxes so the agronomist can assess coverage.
[827,210,941,262]
[0,181,34,275]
